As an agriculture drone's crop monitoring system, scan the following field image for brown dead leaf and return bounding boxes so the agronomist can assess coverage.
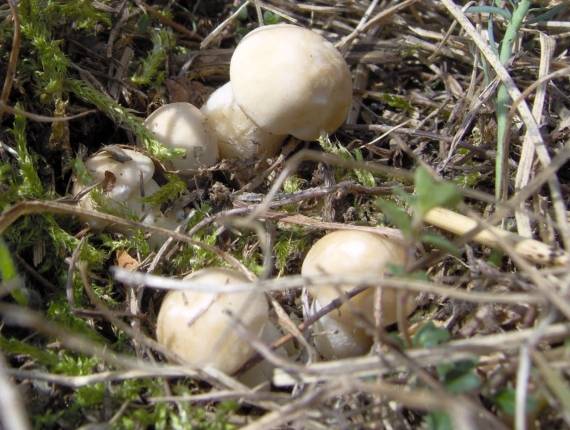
[102,171,116,193]
[116,250,140,271]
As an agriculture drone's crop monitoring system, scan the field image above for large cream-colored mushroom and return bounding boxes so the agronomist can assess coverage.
[230,24,352,141]
[144,102,219,170]
[156,268,269,375]
[301,230,416,359]
[201,82,286,160]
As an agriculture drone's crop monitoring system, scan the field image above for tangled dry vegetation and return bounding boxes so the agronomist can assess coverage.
[0,1,569,429]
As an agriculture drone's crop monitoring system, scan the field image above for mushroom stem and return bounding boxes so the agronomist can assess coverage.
[423,207,569,266]
[201,82,285,161]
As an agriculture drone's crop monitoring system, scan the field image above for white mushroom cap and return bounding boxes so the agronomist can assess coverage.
[144,102,219,170]
[301,230,416,358]
[72,149,158,229]
[156,268,269,374]
[230,24,352,141]
[83,148,155,201]
[201,82,286,160]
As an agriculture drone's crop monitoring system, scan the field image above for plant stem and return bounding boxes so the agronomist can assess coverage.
[495,0,531,201]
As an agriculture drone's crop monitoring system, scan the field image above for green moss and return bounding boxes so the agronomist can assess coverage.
[67,79,182,161]
[131,29,175,87]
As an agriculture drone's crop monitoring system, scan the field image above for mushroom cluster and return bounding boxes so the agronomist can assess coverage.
[144,24,352,166]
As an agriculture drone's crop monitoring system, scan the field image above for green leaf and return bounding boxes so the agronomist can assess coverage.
[465,5,512,20]
[263,10,282,25]
[444,371,481,394]
[421,232,461,256]
[414,167,462,217]
[488,249,504,267]
[494,388,538,417]
[426,411,453,430]
[387,263,429,281]
[413,321,450,348]
[0,238,16,281]
[375,199,412,235]
[0,239,27,306]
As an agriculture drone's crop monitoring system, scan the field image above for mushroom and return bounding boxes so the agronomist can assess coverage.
[230,24,352,141]
[72,148,158,229]
[73,148,183,248]
[77,147,155,201]
[301,230,416,359]
[201,82,286,161]
[156,268,270,375]
[143,102,219,170]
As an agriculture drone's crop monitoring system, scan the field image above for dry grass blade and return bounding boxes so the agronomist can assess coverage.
[514,33,555,237]
[0,353,30,430]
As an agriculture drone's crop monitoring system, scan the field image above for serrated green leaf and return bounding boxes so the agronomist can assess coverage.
[375,199,412,235]
[413,321,450,348]
[421,232,461,256]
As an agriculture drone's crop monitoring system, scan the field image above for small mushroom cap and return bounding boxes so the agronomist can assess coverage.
[72,149,157,230]
[201,82,285,160]
[144,102,219,170]
[84,148,155,201]
[156,268,269,374]
[301,230,416,329]
[230,24,352,141]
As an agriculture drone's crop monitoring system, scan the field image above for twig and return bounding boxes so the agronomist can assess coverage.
[514,33,554,237]
[515,312,556,430]
[135,0,201,41]
[201,1,251,49]
[113,270,545,305]
[0,353,30,430]
[335,0,420,51]
[0,200,249,276]
[272,322,570,386]
[0,101,96,122]
[0,0,21,120]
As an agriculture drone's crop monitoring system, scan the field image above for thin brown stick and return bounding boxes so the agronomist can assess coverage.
[0,101,97,122]
[0,0,21,120]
